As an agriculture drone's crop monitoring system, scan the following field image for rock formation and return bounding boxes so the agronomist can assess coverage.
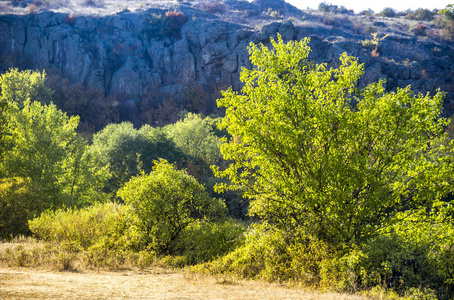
[1,0,454,121]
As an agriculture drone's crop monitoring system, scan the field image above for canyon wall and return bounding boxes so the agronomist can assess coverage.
[1,4,454,118]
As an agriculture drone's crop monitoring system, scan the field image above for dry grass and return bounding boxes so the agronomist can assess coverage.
[0,239,369,299]
[0,268,368,300]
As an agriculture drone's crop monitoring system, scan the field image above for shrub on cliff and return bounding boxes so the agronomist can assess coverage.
[440,4,454,21]
[405,8,435,21]
[378,7,397,18]
[200,1,227,14]
[165,10,186,37]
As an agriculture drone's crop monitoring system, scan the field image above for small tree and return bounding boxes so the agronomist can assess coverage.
[214,35,453,250]
[117,159,226,254]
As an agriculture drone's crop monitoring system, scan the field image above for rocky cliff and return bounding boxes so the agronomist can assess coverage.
[1,0,454,124]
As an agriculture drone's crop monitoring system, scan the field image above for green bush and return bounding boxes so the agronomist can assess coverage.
[196,223,330,285]
[117,159,227,254]
[439,5,454,21]
[318,2,352,14]
[194,205,454,299]
[405,8,435,21]
[379,7,397,18]
[28,202,123,249]
[320,207,454,299]
[176,219,245,264]
[0,177,47,239]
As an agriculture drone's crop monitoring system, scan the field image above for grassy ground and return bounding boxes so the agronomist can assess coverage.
[0,239,368,299]
[0,238,372,300]
[0,267,368,300]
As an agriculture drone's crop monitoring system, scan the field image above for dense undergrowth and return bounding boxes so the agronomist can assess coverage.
[2,210,453,300]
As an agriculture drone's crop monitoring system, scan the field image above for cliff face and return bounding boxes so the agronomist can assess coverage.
[0,9,250,97]
[1,0,454,119]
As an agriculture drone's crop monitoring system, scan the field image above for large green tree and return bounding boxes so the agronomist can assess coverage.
[0,69,109,238]
[214,35,454,249]
[0,69,51,162]
[0,69,109,208]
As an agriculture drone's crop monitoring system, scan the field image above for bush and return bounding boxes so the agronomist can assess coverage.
[176,219,245,264]
[165,10,186,36]
[117,159,227,254]
[200,1,226,14]
[439,5,454,21]
[0,177,47,239]
[379,7,397,18]
[406,8,435,21]
[318,2,352,14]
[320,207,454,299]
[359,9,375,16]
[268,8,281,19]
[28,202,123,249]
[410,23,428,36]
[365,24,377,34]
[196,223,331,285]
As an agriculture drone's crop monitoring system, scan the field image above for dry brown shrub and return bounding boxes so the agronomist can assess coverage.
[165,10,186,36]
[64,14,76,25]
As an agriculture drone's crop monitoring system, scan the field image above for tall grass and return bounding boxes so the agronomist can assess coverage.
[28,202,123,249]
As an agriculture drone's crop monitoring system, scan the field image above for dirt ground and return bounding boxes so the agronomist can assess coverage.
[0,267,367,299]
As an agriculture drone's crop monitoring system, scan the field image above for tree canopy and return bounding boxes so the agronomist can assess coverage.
[214,35,454,249]
[163,113,224,166]
[88,122,186,195]
[0,69,109,208]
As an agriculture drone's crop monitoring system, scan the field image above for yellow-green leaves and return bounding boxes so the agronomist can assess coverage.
[117,159,226,254]
[0,69,109,210]
[0,68,52,110]
[215,35,453,250]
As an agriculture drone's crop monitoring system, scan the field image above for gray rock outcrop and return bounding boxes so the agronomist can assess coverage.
[1,2,454,118]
